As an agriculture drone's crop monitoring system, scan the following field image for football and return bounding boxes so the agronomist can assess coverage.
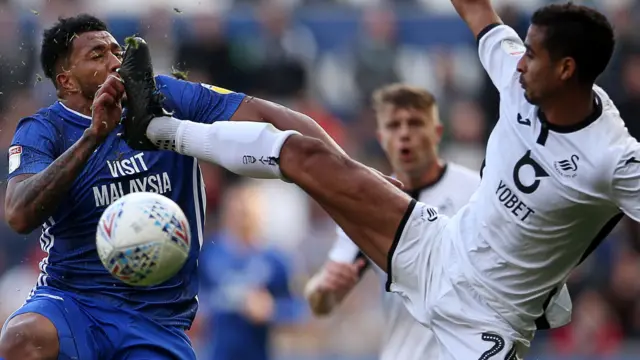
[96,192,191,287]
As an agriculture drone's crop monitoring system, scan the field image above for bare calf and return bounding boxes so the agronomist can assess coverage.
[278,135,414,270]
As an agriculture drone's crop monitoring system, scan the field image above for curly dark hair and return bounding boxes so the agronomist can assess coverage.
[531,2,615,84]
[41,14,109,87]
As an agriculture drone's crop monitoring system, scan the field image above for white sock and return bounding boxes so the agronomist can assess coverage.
[146,116,182,150]
[146,117,300,180]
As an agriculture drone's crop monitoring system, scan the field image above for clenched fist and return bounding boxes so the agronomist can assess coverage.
[305,259,366,316]
[88,74,125,143]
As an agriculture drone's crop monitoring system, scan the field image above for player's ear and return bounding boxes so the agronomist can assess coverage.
[434,122,444,143]
[558,57,576,82]
[432,106,443,143]
[56,71,78,95]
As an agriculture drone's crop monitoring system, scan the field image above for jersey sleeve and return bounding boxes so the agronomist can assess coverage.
[155,75,246,124]
[327,226,361,263]
[327,226,371,276]
[611,137,640,221]
[7,117,58,181]
[477,24,524,92]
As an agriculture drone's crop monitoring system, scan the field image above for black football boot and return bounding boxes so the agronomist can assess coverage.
[118,36,167,150]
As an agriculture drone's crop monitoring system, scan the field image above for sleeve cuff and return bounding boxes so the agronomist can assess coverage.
[385,199,417,292]
[476,23,502,45]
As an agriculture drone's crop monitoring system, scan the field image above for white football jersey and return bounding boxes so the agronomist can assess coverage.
[328,163,480,360]
[450,24,640,333]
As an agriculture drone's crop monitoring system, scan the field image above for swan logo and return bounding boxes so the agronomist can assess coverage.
[554,155,579,178]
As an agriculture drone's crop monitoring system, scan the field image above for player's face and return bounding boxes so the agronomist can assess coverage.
[57,31,123,99]
[517,25,564,105]
[377,105,442,178]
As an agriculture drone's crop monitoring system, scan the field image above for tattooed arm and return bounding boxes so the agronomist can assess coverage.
[5,75,125,234]
[5,132,100,233]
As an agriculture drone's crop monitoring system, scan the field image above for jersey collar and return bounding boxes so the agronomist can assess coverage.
[537,92,603,134]
[57,101,92,120]
[52,101,94,128]
[404,163,449,200]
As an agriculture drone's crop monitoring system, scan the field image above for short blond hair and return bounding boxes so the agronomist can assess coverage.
[372,83,437,114]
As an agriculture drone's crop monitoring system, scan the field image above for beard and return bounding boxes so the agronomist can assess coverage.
[80,81,102,100]
[523,90,540,105]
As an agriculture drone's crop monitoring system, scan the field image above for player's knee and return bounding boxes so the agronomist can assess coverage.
[0,313,59,360]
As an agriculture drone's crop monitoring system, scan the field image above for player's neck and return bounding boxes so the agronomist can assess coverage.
[539,88,596,128]
[60,96,93,117]
[396,160,446,192]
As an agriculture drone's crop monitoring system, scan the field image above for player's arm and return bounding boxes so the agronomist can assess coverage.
[5,131,99,234]
[451,0,523,91]
[451,0,501,38]
[304,227,369,316]
[5,76,124,234]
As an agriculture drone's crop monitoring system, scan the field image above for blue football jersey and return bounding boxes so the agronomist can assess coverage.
[199,233,307,360]
[6,75,245,328]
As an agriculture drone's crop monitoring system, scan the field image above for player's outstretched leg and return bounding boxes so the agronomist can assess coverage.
[147,118,414,268]
[277,134,415,267]
[267,130,415,269]
[0,313,59,360]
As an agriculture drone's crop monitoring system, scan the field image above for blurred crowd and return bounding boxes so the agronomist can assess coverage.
[0,0,640,359]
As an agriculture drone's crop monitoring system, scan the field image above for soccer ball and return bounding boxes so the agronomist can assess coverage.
[96,192,191,287]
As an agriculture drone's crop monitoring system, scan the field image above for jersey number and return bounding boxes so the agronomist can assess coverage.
[478,333,517,360]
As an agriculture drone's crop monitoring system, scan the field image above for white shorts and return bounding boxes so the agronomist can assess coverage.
[386,200,527,360]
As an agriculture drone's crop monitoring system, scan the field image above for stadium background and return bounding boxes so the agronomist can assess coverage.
[0,0,638,359]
